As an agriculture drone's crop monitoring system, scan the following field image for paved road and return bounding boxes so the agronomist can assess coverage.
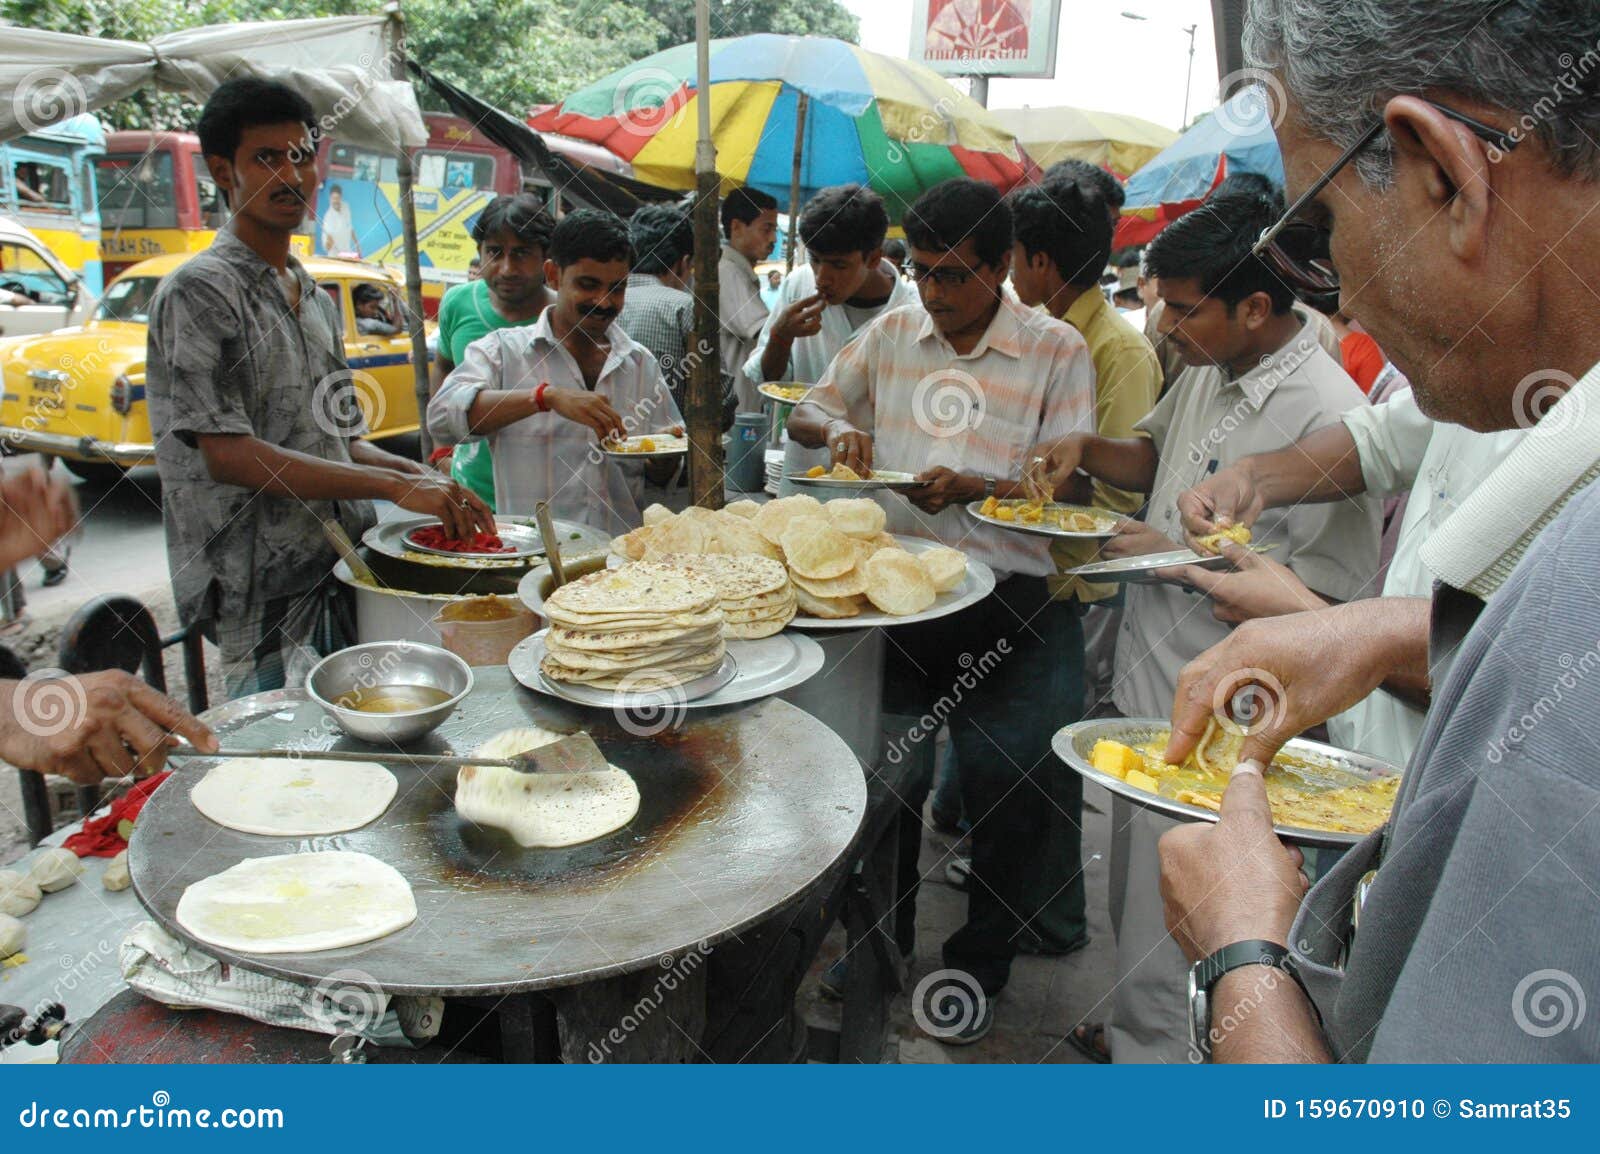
[5,458,173,624]
[6,434,425,624]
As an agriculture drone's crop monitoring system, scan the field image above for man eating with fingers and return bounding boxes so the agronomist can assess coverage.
[428,210,681,533]
[147,78,494,699]
[745,184,918,490]
[1035,191,1379,1063]
[788,178,1096,1043]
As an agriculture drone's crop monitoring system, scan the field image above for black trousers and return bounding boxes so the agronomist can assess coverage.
[879,576,1087,995]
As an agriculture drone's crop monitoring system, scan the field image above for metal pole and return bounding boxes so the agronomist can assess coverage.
[388,8,432,460]
[687,0,725,508]
[785,93,808,272]
[969,75,989,108]
[1182,24,1198,130]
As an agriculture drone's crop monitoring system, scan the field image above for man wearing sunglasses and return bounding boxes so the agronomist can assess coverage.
[1158,0,1600,1063]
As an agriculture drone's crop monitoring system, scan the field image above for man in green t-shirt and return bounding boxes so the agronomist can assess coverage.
[432,193,556,508]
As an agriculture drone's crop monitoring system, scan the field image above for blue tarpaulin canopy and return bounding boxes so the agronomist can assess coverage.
[1125,86,1286,208]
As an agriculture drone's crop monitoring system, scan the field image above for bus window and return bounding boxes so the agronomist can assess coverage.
[192,155,228,228]
[0,242,72,306]
[328,143,398,184]
[96,152,178,229]
[13,160,72,209]
[418,150,495,190]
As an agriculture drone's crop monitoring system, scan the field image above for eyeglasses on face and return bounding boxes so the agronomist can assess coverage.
[905,262,975,288]
[1250,99,1518,295]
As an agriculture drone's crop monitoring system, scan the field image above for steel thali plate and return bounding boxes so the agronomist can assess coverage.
[1052,717,1402,849]
[363,514,611,571]
[509,630,824,710]
[963,499,1119,540]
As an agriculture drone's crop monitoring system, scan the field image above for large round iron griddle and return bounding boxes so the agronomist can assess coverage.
[129,668,866,996]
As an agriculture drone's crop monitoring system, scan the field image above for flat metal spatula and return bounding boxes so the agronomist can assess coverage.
[535,499,567,589]
[177,734,608,776]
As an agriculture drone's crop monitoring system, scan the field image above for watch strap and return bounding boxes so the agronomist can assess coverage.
[1188,939,1315,1059]
[1193,939,1293,994]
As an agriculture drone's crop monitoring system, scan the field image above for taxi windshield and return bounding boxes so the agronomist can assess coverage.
[96,276,161,323]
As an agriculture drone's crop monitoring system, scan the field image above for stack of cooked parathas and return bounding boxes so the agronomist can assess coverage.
[612,496,969,620]
[647,553,795,638]
[541,563,726,689]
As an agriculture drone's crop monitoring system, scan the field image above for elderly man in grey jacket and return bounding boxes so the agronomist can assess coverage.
[1157,0,1600,1062]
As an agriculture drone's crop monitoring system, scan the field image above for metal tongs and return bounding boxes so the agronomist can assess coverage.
[173,733,608,776]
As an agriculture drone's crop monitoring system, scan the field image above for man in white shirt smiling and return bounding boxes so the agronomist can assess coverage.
[428,210,680,533]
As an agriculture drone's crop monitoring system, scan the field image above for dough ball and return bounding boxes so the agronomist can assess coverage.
[102,850,131,893]
[27,847,83,893]
[0,868,42,917]
[0,912,24,959]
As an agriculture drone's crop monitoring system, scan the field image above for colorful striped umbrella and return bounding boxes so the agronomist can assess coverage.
[529,34,1037,220]
[1115,87,1287,247]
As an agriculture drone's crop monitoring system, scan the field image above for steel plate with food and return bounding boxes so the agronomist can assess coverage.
[1061,545,1280,585]
[758,382,813,404]
[603,497,994,629]
[1053,717,1401,848]
[602,433,688,457]
[509,629,826,710]
[964,496,1119,539]
[788,462,920,491]
[402,519,546,561]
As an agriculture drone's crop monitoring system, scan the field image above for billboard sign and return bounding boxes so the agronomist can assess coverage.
[910,0,1062,79]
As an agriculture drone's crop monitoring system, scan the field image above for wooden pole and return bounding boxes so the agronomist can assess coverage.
[686,0,724,508]
[784,93,807,272]
[387,7,432,460]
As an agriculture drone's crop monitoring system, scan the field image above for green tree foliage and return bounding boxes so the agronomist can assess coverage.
[650,0,858,51]
[3,0,860,131]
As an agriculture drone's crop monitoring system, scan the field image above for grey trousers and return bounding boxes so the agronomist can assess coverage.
[1107,796,1197,1064]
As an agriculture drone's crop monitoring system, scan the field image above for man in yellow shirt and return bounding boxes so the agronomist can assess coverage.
[1008,179,1161,705]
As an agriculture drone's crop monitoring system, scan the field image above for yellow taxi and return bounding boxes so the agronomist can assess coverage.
[0,252,430,482]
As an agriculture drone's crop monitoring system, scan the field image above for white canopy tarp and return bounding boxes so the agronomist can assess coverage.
[0,16,425,152]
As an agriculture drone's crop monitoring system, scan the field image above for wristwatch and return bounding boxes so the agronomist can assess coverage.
[982,476,997,499]
[1186,939,1311,1058]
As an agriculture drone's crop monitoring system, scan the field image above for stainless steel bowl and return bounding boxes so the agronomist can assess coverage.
[307,641,474,745]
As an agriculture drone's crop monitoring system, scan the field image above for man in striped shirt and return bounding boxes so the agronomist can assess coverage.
[791,178,1096,1043]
